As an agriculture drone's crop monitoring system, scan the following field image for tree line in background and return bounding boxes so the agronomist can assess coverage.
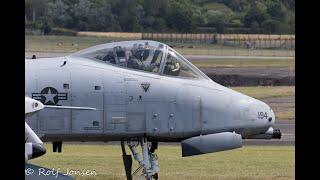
[25,0,295,34]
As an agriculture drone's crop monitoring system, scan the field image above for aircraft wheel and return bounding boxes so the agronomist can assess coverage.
[152,173,158,180]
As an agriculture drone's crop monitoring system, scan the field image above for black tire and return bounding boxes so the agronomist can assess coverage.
[152,173,158,180]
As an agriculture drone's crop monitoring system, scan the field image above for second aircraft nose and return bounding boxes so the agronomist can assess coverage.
[253,99,275,125]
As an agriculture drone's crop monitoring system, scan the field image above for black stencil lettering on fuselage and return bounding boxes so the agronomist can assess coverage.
[258,112,268,119]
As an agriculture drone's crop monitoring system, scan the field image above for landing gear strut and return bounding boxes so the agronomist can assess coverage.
[121,141,133,179]
[121,138,159,180]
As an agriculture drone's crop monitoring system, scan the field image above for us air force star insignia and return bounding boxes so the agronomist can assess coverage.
[32,87,68,105]
[42,88,57,104]
[141,82,150,92]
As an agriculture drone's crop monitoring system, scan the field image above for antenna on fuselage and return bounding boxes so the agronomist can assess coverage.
[60,61,67,67]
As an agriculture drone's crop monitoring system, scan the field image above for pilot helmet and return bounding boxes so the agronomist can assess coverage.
[131,44,149,60]
[114,46,126,58]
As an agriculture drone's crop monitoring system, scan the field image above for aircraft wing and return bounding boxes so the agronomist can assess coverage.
[25,96,96,115]
[25,96,96,161]
[25,97,82,180]
[44,105,96,110]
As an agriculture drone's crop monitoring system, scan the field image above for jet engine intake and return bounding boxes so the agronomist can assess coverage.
[181,132,242,157]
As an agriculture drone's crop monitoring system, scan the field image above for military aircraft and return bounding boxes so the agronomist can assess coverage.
[25,40,281,180]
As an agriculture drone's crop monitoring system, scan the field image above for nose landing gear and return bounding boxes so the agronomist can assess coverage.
[121,138,159,180]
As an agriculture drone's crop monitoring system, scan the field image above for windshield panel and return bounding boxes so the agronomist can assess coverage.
[71,41,165,73]
[163,49,209,80]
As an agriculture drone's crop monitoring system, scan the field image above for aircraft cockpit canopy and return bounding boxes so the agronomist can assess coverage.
[70,41,209,80]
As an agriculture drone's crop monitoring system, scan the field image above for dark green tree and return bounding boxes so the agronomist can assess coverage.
[244,6,269,27]
[267,1,286,21]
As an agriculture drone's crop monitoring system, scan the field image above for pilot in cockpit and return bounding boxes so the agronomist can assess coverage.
[164,53,180,76]
[146,46,163,73]
[114,46,127,67]
[127,44,148,70]
[101,51,116,64]
[127,44,164,73]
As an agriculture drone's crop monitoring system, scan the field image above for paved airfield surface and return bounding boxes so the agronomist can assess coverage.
[243,120,295,146]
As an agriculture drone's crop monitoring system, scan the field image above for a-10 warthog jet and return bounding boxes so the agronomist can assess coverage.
[25,40,281,180]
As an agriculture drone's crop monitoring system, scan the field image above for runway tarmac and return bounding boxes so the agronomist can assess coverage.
[243,120,295,146]
[185,55,294,61]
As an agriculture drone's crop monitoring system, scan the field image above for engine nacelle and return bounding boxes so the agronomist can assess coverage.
[181,132,242,157]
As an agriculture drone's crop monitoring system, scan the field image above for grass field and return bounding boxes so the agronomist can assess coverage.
[231,86,294,99]
[25,35,118,53]
[30,144,294,180]
[192,59,294,68]
[175,47,294,57]
[25,35,294,57]
[276,111,295,120]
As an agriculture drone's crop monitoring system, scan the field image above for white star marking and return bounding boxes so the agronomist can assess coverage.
[42,88,57,104]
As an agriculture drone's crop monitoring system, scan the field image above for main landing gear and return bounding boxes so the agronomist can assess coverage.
[121,137,159,180]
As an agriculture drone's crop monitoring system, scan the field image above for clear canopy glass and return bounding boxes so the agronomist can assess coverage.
[70,40,209,80]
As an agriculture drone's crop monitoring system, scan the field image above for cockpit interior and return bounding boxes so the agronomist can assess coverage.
[70,41,209,80]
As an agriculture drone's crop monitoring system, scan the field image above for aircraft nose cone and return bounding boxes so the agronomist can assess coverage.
[269,108,276,124]
[240,98,275,126]
[253,99,275,125]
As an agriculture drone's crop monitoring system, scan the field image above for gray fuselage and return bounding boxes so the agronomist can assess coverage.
[25,44,275,143]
